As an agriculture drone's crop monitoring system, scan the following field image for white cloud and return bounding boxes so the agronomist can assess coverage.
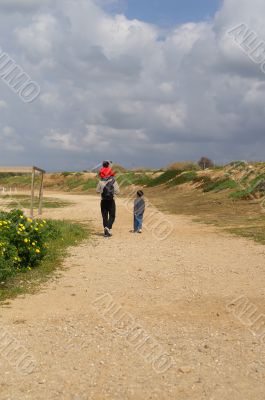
[0,0,51,12]
[0,0,264,169]
[0,126,24,152]
[41,130,80,151]
[15,14,58,59]
[0,100,7,108]
[156,103,186,129]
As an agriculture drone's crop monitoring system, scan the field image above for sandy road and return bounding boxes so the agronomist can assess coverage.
[0,193,265,399]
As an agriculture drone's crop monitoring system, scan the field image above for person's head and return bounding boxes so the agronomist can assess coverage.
[103,161,110,168]
[137,190,144,198]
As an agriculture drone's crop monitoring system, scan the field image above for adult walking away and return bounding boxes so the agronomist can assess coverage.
[96,162,120,237]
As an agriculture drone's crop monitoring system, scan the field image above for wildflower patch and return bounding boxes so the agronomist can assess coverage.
[0,209,56,280]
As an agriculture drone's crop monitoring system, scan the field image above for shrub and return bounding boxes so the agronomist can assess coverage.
[229,190,252,200]
[168,171,198,186]
[202,178,238,193]
[0,209,56,281]
[83,179,97,190]
[255,180,265,193]
[147,170,182,187]
[61,171,73,177]
[66,177,83,190]
[193,175,212,185]
[116,172,152,187]
[228,161,248,168]
[229,174,265,199]
[133,174,153,186]
[166,162,199,171]
[116,172,136,187]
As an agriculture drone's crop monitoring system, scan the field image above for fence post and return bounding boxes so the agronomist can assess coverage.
[30,168,35,218]
[38,172,44,216]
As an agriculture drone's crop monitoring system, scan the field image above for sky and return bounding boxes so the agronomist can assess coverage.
[0,0,265,171]
[105,0,222,27]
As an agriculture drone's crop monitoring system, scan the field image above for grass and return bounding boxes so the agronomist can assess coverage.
[116,172,153,187]
[167,171,197,186]
[82,179,97,191]
[0,219,90,302]
[146,185,265,245]
[202,178,238,193]
[228,226,265,244]
[1,195,73,209]
[66,177,84,190]
[229,174,265,200]
[147,170,181,187]
[0,175,33,186]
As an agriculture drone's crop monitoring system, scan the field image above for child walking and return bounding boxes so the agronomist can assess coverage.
[134,190,145,233]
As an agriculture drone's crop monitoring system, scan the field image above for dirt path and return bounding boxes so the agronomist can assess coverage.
[1,193,265,400]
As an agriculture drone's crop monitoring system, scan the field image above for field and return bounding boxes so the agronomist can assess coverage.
[146,185,265,244]
[0,194,73,209]
[1,164,265,399]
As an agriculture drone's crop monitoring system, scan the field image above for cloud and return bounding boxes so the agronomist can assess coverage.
[0,126,24,152]
[0,0,51,12]
[0,100,7,108]
[0,0,265,170]
[15,14,58,59]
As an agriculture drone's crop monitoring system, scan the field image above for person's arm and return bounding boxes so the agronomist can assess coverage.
[96,181,102,193]
[114,181,120,195]
[134,200,137,214]
[141,199,145,214]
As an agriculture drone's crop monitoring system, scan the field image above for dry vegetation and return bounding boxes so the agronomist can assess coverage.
[1,161,265,244]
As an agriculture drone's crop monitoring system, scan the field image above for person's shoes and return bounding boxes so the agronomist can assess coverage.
[109,229,113,236]
[104,227,111,237]
[137,229,142,233]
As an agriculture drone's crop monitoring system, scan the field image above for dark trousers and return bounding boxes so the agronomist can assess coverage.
[101,199,116,229]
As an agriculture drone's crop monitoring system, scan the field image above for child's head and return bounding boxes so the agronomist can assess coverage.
[137,190,144,198]
[99,161,115,180]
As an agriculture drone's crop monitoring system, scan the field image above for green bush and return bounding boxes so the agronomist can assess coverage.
[66,177,83,190]
[61,172,73,177]
[83,179,97,190]
[249,174,265,190]
[115,172,152,188]
[229,174,265,199]
[229,190,249,200]
[202,178,238,193]
[193,175,213,186]
[0,210,56,281]
[147,170,182,187]
[133,174,153,186]
[228,161,248,168]
[116,172,135,187]
[168,171,198,186]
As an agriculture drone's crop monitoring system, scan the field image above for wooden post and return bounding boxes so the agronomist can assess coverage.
[30,168,35,218]
[0,166,45,217]
[38,172,44,216]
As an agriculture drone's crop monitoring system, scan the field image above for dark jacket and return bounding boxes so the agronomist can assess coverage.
[134,197,145,216]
